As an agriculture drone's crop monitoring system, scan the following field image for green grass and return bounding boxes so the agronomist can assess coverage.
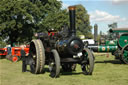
[0,53,128,85]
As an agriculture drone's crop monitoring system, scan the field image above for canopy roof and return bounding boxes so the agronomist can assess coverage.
[109,28,128,33]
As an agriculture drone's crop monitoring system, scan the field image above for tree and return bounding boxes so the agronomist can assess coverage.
[35,0,68,32]
[0,0,42,46]
[75,4,92,38]
[0,0,62,46]
[0,37,6,48]
[0,0,92,47]
[41,9,69,31]
[28,0,63,32]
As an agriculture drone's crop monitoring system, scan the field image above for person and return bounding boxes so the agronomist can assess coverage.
[20,45,27,72]
[21,45,35,73]
[58,26,70,38]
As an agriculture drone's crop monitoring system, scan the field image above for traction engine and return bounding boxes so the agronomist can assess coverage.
[24,6,95,78]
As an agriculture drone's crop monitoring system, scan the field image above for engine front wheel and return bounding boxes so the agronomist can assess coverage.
[49,49,60,78]
[81,48,94,75]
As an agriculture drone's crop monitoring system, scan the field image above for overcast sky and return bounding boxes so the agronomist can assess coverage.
[60,0,128,34]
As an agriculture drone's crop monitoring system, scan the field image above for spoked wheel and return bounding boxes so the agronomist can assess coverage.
[81,48,94,75]
[62,64,76,72]
[121,44,128,64]
[29,39,45,74]
[12,55,19,62]
[49,49,60,78]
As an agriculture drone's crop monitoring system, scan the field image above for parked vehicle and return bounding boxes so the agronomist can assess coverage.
[6,46,29,62]
[82,39,95,45]
[0,48,7,59]
[88,28,128,64]
[23,6,94,78]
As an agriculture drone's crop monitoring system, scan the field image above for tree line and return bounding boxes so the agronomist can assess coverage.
[0,0,92,46]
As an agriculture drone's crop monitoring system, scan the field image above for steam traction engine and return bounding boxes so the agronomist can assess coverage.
[26,6,94,78]
[88,28,128,64]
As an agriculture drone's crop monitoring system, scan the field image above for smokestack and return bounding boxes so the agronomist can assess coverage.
[94,24,98,44]
[68,6,76,36]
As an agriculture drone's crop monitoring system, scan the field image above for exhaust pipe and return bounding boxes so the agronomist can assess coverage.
[68,6,76,36]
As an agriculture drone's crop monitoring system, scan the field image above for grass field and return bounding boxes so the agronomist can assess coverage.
[0,53,128,85]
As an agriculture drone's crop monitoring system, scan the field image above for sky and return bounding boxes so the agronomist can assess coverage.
[59,0,128,34]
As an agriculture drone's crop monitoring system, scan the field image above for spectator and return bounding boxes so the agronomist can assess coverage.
[20,46,27,72]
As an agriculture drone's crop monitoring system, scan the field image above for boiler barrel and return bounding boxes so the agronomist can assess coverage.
[88,45,118,52]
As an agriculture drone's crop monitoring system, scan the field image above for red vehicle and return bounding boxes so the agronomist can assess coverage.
[0,48,7,59]
[11,47,29,62]
[6,46,29,62]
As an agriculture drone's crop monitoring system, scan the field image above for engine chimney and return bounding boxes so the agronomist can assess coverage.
[94,24,98,44]
[68,6,76,36]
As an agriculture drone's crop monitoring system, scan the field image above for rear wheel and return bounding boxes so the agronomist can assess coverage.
[49,49,60,78]
[81,48,94,75]
[121,44,128,64]
[37,40,45,73]
[29,39,45,74]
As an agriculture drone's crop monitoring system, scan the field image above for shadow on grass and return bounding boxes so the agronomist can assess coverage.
[61,71,82,76]
[41,68,86,76]
[43,68,83,76]
[95,60,125,64]
[22,67,92,77]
